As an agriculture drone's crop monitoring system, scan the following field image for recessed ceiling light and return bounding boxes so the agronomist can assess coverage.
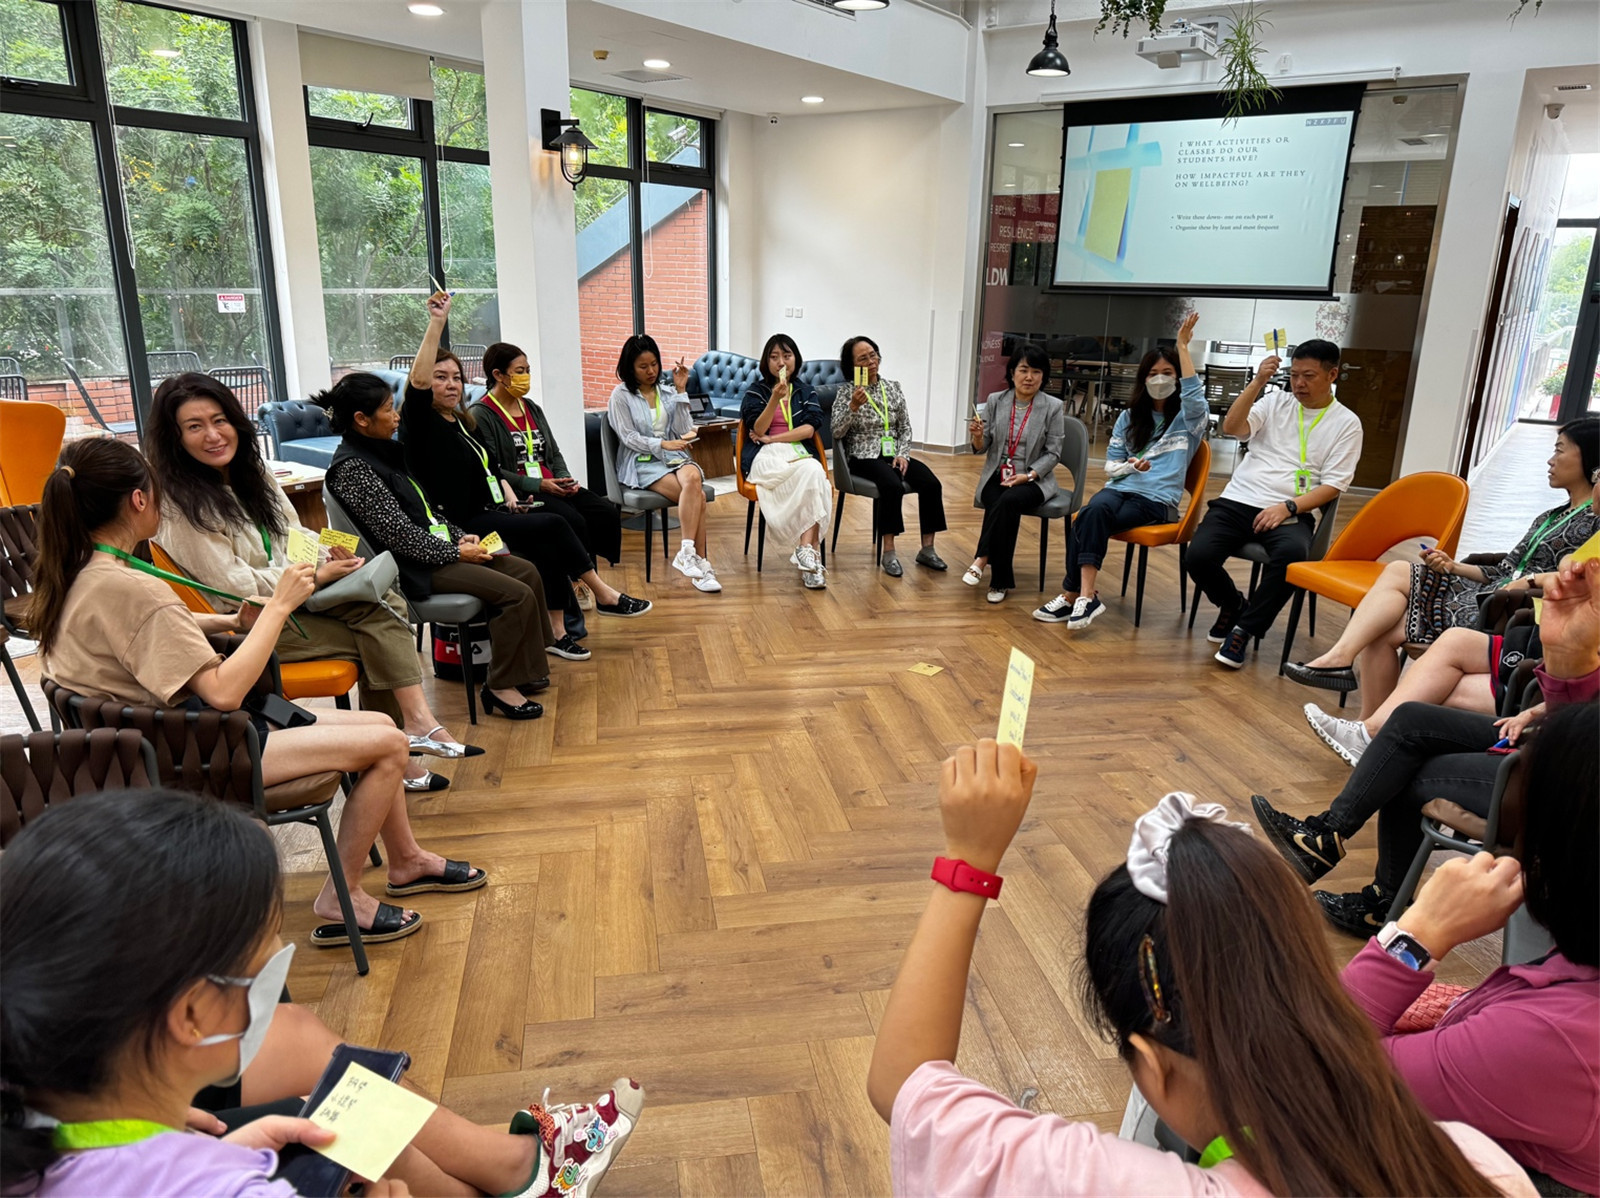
[1008,142,1025,148]
[835,0,889,9]
[408,3,444,15]
[149,47,181,58]
[801,95,824,104]
[643,58,671,70]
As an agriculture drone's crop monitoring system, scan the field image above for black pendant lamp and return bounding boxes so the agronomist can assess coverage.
[1026,0,1071,78]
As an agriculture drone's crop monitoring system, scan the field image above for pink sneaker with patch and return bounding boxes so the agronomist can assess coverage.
[505,1077,645,1198]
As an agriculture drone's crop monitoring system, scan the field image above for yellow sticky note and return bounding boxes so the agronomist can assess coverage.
[854,367,868,387]
[908,662,944,677]
[997,648,1035,747]
[1533,596,1544,623]
[1572,530,1600,564]
[1263,329,1288,354]
[479,531,506,555]
[1084,168,1131,262]
[286,528,319,565]
[319,527,360,553]
[308,1062,436,1184]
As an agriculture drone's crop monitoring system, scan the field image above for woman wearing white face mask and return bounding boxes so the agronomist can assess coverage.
[0,790,410,1197]
[1035,314,1208,629]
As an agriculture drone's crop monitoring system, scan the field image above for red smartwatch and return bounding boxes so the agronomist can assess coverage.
[931,856,1003,899]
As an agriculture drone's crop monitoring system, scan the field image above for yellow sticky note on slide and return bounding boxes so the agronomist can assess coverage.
[286,528,319,565]
[478,531,507,555]
[1263,329,1289,354]
[1084,168,1131,262]
[908,662,944,677]
[997,648,1035,747]
[319,527,360,553]
[308,1062,436,1183]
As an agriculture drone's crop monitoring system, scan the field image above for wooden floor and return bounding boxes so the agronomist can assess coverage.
[4,450,1504,1197]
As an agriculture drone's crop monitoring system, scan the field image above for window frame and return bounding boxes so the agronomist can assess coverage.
[577,91,717,343]
[304,79,491,356]
[0,0,286,437]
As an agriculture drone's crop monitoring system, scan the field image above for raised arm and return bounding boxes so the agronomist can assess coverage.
[1221,353,1279,439]
[407,291,451,391]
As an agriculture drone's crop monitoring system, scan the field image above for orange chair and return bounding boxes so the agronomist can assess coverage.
[0,400,67,506]
[1109,439,1212,627]
[147,542,359,709]
[1277,470,1470,670]
[735,422,832,572]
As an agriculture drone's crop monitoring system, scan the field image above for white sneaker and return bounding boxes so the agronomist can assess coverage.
[795,544,820,573]
[671,543,703,579]
[986,587,1006,604]
[1304,703,1371,766]
[508,1078,645,1198]
[802,568,827,589]
[692,564,722,592]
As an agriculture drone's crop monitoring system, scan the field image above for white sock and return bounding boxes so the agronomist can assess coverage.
[680,539,695,554]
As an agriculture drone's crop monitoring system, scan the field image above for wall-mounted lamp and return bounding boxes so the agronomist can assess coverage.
[1026,0,1070,78]
[540,108,597,188]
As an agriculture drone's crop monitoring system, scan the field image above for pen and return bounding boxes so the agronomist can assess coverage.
[1490,737,1512,751]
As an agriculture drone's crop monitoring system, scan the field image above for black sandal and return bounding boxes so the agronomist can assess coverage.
[310,902,422,947]
[385,858,488,896]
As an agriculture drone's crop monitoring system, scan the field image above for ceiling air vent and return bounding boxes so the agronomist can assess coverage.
[1554,83,1594,92]
[1399,137,1431,146]
[609,68,687,83]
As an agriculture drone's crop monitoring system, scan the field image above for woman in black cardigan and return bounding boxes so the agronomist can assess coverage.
[398,294,649,648]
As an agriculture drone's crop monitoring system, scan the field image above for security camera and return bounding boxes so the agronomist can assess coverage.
[1546,102,1565,119]
[767,113,780,125]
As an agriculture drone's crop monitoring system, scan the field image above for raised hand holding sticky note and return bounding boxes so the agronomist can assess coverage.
[1263,329,1288,354]
[997,648,1035,747]
[308,1061,436,1183]
[286,529,319,566]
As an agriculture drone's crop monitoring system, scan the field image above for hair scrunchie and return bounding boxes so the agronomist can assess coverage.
[1126,792,1252,904]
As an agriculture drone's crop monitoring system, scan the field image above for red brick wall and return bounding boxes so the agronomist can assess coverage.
[27,378,141,445]
[578,190,710,409]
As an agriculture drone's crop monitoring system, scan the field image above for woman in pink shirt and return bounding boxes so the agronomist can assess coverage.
[866,742,1533,1197]
[1341,699,1599,1194]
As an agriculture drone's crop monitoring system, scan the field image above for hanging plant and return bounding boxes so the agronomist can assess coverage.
[1095,0,1169,38]
[1509,0,1544,17]
[1218,5,1282,125]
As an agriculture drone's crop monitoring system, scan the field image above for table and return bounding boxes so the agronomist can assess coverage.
[268,460,327,530]
[688,418,739,479]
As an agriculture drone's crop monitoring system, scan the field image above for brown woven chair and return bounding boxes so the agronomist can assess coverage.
[43,633,371,974]
[0,504,42,731]
[0,728,158,846]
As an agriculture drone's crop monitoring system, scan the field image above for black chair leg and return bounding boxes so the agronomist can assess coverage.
[1248,561,1261,602]
[644,507,654,582]
[1121,543,1134,596]
[2,646,41,732]
[662,507,671,560]
[314,811,369,975]
[334,692,350,711]
[1178,544,1188,613]
[1037,518,1049,592]
[831,492,846,553]
[1133,545,1149,628]
[1278,590,1306,673]
[461,623,479,725]
[756,512,766,572]
[1188,586,1202,630]
[1308,593,1317,638]
[744,501,755,556]
[415,621,423,651]
[369,844,383,867]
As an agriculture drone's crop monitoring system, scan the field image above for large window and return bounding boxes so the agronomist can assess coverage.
[572,88,715,407]
[306,63,495,375]
[0,0,282,438]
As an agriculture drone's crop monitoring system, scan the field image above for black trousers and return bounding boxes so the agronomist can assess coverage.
[1324,702,1501,893]
[975,475,1044,590]
[848,456,947,539]
[1065,488,1168,592]
[465,508,592,609]
[535,486,623,566]
[1185,497,1314,635]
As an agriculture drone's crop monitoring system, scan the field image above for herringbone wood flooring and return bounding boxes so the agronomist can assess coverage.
[6,451,1503,1197]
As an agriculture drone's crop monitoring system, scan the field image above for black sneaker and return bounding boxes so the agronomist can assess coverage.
[549,634,591,661]
[1207,603,1241,643]
[1251,794,1345,883]
[1315,885,1390,938]
[596,593,652,618]
[1213,625,1250,669]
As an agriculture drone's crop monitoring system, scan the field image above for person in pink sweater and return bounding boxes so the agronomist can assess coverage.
[865,741,1534,1197]
[1342,698,1599,1194]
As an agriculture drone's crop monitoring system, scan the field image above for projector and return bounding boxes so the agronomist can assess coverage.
[1135,22,1219,69]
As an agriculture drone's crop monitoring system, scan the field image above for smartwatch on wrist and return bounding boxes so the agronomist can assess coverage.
[1377,921,1432,971]
[931,857,1003,899]
[1284,498,1299,517]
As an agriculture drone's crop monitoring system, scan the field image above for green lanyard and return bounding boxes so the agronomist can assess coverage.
[456,423,499,502]
[1297,403,1330,470]
[52,1118,172,1151]
[93,545,306,637]
[1514,500,1592,576]
[407,479,452,542]
[491,393,541,476]
[1198,1135,1233,1169]
[256,525,271,559]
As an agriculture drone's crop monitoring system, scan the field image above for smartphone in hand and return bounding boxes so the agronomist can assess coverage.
[274,1045,411,1197]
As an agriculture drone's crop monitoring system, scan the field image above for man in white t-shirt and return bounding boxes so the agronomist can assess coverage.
[1186,339,1363,668]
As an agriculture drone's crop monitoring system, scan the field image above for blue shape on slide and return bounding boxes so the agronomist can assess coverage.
[1061,125,1164,283]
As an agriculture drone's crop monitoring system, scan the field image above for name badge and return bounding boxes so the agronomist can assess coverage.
[881,437,896,458]
[1294,470,1312,496]
[428,522,450,542]
[1000,459,1016,482]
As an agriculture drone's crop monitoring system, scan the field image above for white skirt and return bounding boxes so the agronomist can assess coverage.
[748,442,832,548]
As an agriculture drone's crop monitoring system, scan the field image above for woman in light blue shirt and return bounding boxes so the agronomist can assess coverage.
[1035,313,1207,629]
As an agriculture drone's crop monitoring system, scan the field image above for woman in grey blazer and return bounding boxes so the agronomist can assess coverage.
[963,344,1065,603]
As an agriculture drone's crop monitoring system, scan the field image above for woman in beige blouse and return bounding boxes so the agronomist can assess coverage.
[147,373,480,791]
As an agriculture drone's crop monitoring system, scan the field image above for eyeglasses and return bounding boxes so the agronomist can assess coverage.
[854,350,880,363]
